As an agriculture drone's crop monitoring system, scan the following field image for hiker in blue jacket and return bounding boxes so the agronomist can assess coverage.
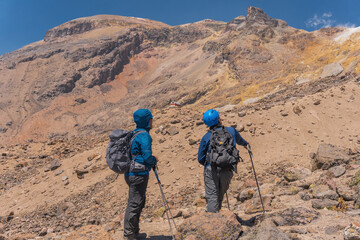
[198,109,249,213]
[124,109,157,240]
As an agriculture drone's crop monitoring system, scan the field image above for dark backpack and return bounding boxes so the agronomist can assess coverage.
[207,126,240,172]
[106,129,144,174]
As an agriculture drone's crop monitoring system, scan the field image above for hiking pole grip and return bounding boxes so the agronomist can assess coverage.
[154,168,161,183]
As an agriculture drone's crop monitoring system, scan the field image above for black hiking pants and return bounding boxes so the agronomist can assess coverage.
[204,165,233,213]
[124,174,149,237]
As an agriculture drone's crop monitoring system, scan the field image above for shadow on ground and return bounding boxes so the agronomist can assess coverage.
[146,236,172,240]
[235,213,263,227]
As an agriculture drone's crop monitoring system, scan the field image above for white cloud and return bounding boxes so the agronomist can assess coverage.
[306,12,357,30]
[306,12,335,29]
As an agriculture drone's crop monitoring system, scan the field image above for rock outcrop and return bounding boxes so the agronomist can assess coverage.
[176,210,242,240]
[312,143,350,171]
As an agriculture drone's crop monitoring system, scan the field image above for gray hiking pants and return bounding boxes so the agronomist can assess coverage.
[204,165,233,213]
[124,174,149,237]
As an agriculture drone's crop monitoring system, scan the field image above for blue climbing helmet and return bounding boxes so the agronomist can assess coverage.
[203,109,219,127]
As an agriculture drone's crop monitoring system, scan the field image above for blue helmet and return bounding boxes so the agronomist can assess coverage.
[203,109,219,127]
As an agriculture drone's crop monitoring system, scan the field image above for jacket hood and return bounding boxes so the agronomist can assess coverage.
[133,109,153,129]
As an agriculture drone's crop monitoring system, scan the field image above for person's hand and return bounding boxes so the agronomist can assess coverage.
[246,144,251,151]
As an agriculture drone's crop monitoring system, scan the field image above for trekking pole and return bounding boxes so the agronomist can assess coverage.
[247,145,266,215]
[225,191,230,210]
[153,168,177,239]
[154,168,177,229]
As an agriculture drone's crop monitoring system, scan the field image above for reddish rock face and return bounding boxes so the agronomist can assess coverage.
[1,7,359,145]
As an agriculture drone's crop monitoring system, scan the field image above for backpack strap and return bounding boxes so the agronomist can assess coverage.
[129,130,147,161]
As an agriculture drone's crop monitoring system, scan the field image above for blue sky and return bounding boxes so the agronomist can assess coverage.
[0,0,358,55]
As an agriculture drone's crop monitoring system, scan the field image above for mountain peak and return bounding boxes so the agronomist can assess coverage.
[246,6,286,27]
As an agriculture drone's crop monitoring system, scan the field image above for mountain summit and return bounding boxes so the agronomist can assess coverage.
[246,6,287,27]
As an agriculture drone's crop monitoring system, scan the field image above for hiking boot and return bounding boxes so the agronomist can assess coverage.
[135,232,147,239]
[123,235,135,240]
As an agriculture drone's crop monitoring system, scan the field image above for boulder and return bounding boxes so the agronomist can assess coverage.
[349,170,360,187]
[188,139,197,145]
[276,207,319,226]
[49,160,62,171]
[168,126,179,136]
[294,171,322,189]
[237,188,256,202]
[320,62,343,78]
[293,106,302,115]
[238,112,246,117]
[244,195,273,214]
[311,144,349,171]
[309,184,330,196]
[329,165,346,178]
[176,210,242,240]
[315,190,339,200]
[336,180,358,201]
[284,167,311,182]
[242,218,290,240]
[311,199,338,209]
[344,222,360,240]
[299,191,311,201]
[65,225,113,240]
[355,195,360,209]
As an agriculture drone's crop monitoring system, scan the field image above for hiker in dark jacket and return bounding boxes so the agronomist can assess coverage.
[124,109,157,240]
[198,109,249,213]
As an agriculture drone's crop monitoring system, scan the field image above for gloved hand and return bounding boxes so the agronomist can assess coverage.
[246,143,251,152]
[153,164,158,171]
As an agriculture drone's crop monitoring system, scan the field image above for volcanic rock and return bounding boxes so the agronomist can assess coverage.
[188,139,197,145]
[244,194,273,214]
[242,218,289,240]
[276,207,319,226]
[329,165,346,178]
[49,160,62,171]
[312,144,349,171]
[237,188,256,202]
[344,222,360,240]
[168,126,179,136]
[284,167,311,182]
[349,170,360,187]
[311,199,338,209]
[336,180,358,201]
[320,62,344,78]
[176,210,242,240]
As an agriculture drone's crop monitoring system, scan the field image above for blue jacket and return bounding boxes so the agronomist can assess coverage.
[126,109,157,176]
[198,125,248,166]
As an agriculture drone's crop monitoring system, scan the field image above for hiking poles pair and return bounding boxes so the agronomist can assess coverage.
[247,144,266,216]
[153,167,177,240]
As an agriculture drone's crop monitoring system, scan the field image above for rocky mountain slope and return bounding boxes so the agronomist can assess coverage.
[1,7,359,145]
[0,6,360,240]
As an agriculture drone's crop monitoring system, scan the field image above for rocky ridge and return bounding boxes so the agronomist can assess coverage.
[1,7,360,145]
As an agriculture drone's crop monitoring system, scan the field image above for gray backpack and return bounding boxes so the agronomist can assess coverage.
[207,126,240,172]
[106,129,145,174]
